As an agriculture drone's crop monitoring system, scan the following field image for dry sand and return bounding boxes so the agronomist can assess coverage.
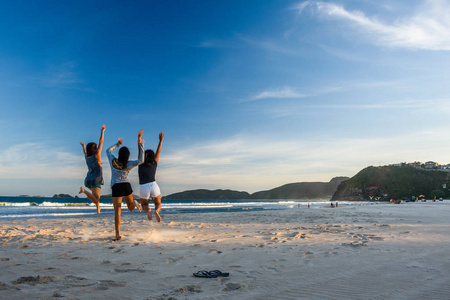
[1,202,450,299]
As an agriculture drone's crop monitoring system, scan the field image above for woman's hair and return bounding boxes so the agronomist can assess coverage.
[118,147,130,169]
[144,149,156,165]
[86,142,98,157]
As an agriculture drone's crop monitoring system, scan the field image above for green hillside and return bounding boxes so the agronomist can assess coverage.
[332,166,450,201]
[249,177,348,199]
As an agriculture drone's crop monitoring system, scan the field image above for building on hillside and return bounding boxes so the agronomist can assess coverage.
[407,161,422,168]
[424,161,438,169]
[391,162,407,167]
[438,164,450,170]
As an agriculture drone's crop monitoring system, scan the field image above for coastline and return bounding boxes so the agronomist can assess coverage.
[1,202,449,299]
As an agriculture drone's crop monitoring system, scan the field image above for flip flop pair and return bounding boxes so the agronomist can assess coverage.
[193,270,229,278]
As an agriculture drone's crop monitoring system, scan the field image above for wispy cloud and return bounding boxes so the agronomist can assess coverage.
[238,35,303,56]
[31,62,95,92]
[262,97,450,119]
[0,143,85,180]
[198,39,240,49]
[246,79,398,103]
[246,86,306,102]
[295,0,450,50]
[44,62,80,88]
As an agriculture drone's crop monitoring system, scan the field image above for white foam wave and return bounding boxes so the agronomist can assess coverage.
[0,212,98,218]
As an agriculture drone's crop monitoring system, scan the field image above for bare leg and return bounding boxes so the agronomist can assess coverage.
[124,194,141,212]
[152,195,162,222]
[79,187,101,214]
[140,198,151,221]
[112,197,122,240]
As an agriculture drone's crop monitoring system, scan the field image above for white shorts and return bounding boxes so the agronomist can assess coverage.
[139,181,161,199]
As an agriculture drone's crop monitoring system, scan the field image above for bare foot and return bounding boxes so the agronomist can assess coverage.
[147,209,152,221]
[113,235,122,241]
[155,211,161,222]
[79,187,85,194]
[134,200,142,212]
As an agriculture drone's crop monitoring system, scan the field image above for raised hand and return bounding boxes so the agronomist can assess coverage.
[118,138,123,145]
[159,132,164,141]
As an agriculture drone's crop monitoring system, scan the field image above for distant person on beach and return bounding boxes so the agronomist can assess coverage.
[106,130,145,241]
[79,124,106,214]
[138,132,164,222]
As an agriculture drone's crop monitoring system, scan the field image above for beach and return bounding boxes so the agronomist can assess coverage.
[1,202,449,299]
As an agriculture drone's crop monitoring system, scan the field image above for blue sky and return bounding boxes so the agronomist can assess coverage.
[2,0,450,197]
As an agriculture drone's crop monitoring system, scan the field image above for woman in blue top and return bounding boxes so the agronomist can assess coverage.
[79,124,106,214]
[138,132,164,222]
[106,129,145,241]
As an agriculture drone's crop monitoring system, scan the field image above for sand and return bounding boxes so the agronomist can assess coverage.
[1,202,450,299]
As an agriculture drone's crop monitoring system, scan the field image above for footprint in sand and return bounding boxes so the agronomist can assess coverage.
[208,249,223,254]
[174,284,202,294]
[222,283,247,291]
[12,275,56,286]
[113,268,145,273]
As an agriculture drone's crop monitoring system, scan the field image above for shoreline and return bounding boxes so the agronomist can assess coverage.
[1,202,449,299]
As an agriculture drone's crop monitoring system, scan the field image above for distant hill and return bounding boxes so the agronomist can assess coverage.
[332,166,450,201]
[53,194,74,198]
[249,177,349,199]
[163,177,349,200]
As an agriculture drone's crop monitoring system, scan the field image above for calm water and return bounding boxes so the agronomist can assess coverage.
[0,196,361,220]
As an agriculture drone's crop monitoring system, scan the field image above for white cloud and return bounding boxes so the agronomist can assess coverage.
[0,143,86,180]
[247,86,306,101]
[245,79,398,104]
[296,0,450,50]
[31,62,94,92]
[198,39,239,49]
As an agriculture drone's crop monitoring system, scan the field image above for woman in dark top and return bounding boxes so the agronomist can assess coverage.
[79,124,106,214]
[139,132,164,222]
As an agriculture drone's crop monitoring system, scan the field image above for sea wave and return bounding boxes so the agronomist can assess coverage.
[0,212,99,218]
[0,202,114,209]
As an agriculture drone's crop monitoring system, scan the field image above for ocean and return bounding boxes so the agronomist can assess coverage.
[0,196,361,220]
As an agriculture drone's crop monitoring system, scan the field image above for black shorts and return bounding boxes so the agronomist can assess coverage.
[112,182,133,197]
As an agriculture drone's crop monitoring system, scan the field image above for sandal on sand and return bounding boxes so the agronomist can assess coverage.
[134,200,142,212]
[209,270,229,277]
[112,236,122,241]
[193,271,217,278]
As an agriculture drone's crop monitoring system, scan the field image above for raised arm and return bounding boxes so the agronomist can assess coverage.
[154,132,164,164]
[106,138,123,163]
[96,124,106,156]
[127,138,145,169]
[80,141,87,157]
[138,129,143,160]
